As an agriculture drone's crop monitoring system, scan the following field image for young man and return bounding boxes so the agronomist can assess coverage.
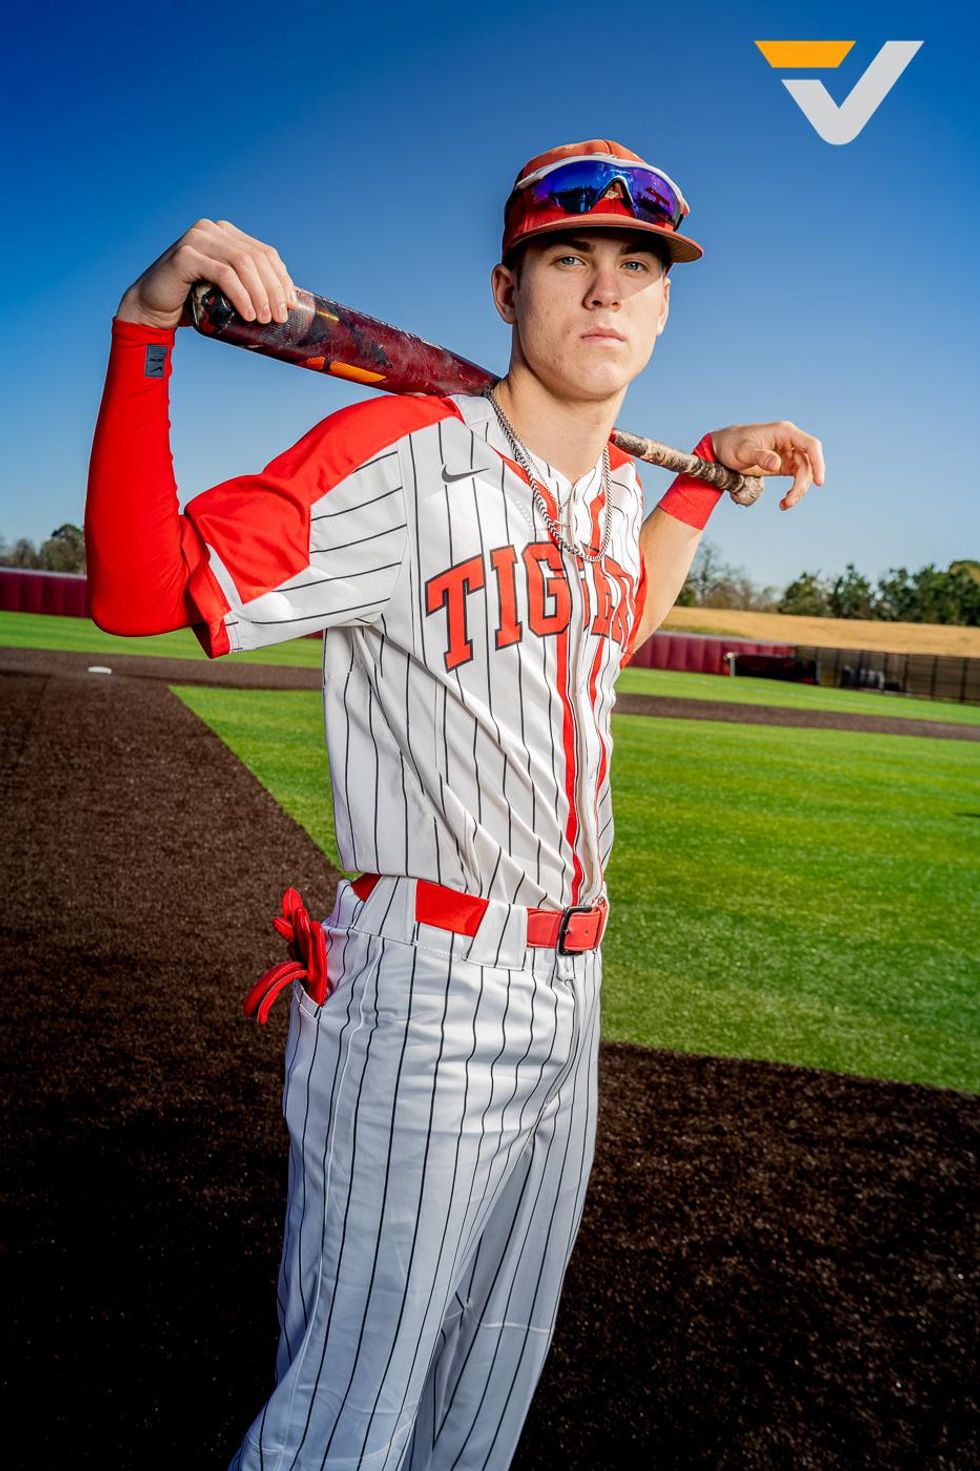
[85,138,823,1470]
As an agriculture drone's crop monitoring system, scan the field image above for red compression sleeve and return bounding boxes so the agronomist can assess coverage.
[656,431,724,530]
[84,318,226,637]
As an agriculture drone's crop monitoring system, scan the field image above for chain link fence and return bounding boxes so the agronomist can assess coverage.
[795,644,980,705]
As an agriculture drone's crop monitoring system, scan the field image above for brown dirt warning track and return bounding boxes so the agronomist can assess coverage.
[2,656,977,1470]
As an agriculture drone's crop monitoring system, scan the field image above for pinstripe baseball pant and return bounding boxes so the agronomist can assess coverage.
[228,874,603,1471]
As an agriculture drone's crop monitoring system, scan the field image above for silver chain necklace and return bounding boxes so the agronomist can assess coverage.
[484,384,613,563]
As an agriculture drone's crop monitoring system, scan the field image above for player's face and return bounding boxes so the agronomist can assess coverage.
[491,228,670,404]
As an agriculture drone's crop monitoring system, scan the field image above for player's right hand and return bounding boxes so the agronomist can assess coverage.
[115,219,300,331]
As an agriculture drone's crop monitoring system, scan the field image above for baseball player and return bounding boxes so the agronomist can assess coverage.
[85,138,823,1469]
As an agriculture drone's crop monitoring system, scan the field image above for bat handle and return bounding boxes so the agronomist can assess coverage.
[610,429,764,507]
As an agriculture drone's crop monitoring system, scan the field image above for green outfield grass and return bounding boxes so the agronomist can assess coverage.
[0,611,322,667]
[4,610,980,725]
[172,683,980,1094]
[616,665,980,725]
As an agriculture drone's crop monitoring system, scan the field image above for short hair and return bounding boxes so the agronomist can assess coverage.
[502,231,672,280]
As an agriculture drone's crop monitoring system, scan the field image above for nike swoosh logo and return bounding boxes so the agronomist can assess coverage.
[442,466,480,483]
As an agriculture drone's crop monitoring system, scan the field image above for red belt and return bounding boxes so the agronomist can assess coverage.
[352,873,608,954]
[243,877,607,1024]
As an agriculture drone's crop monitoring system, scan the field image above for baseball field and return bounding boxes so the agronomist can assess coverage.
[169,685,978,1094]
[4,609,977,1468]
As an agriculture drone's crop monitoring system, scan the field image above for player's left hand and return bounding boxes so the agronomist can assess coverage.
[710,421,825,511]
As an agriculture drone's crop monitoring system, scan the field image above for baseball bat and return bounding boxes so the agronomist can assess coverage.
[187,283,764,507]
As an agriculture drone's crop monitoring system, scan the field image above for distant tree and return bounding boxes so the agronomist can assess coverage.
[0,524,86,572]
[913,564,980,625]
[778,570,830,616]
[952,568,980,625]
[682,538,728,605]
[875,563,980,626]
[701,570,780,611]
[910,565,957,624]
[1,536,41,569]
[752,582,782,613]
[873,565,915,622]
[676,538,777,611]
[38,522,86,573]
[700,571,745,609]
[827,562,876,619]
[680,549,979,626]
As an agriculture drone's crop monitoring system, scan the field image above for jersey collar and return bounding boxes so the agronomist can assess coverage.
[446,392,605,502]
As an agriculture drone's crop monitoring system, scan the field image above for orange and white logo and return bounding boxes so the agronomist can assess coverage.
[754,41,923,144]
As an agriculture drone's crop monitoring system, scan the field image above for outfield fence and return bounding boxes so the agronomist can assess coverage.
[0,567,88,617]
[796,643,980,706]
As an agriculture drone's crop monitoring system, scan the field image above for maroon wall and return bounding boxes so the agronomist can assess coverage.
[0,568,90,617]
[629,629,794,675]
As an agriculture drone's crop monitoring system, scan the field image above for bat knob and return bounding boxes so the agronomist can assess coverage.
[729,474,765,507]
[187,280,237,335]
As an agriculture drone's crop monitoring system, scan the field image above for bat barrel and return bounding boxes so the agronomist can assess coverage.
[187,283,761,506]
[188,283,496,397]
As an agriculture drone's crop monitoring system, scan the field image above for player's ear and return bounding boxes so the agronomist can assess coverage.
[656,268,670,337]
[490,261,519,325]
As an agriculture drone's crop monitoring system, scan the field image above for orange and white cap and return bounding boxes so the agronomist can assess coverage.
[501,138,703,265]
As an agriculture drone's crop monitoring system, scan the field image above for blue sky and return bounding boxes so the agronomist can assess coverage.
[5,0,977,590]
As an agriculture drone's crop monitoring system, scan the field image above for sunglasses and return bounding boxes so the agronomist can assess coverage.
[512,155,689,233]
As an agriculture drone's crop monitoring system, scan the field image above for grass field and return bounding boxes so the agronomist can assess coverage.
[4,611,979,726]
[662,604,980,657]
[172,684,980,1095]
[0,611,323,666]
[615,666,980,725]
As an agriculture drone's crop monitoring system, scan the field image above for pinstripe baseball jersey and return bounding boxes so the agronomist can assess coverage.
[182,391,648,912]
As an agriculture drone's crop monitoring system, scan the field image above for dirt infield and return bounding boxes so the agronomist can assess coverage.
[613,692,979,740]
[2,663,977,1470]
[1,645,976,741]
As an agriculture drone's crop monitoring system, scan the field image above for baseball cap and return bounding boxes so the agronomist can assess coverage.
[501,138,703,265]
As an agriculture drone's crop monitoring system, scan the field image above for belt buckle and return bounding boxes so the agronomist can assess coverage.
[556,901,605,955]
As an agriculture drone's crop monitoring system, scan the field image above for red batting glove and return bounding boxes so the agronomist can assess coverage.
[243,888,329,1023]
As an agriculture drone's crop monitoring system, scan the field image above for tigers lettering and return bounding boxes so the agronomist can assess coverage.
[424,541,637,672]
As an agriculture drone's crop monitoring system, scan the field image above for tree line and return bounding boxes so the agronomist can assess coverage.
[1,523,86,574]
[3,524,979,627]
[675,541,979,626]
